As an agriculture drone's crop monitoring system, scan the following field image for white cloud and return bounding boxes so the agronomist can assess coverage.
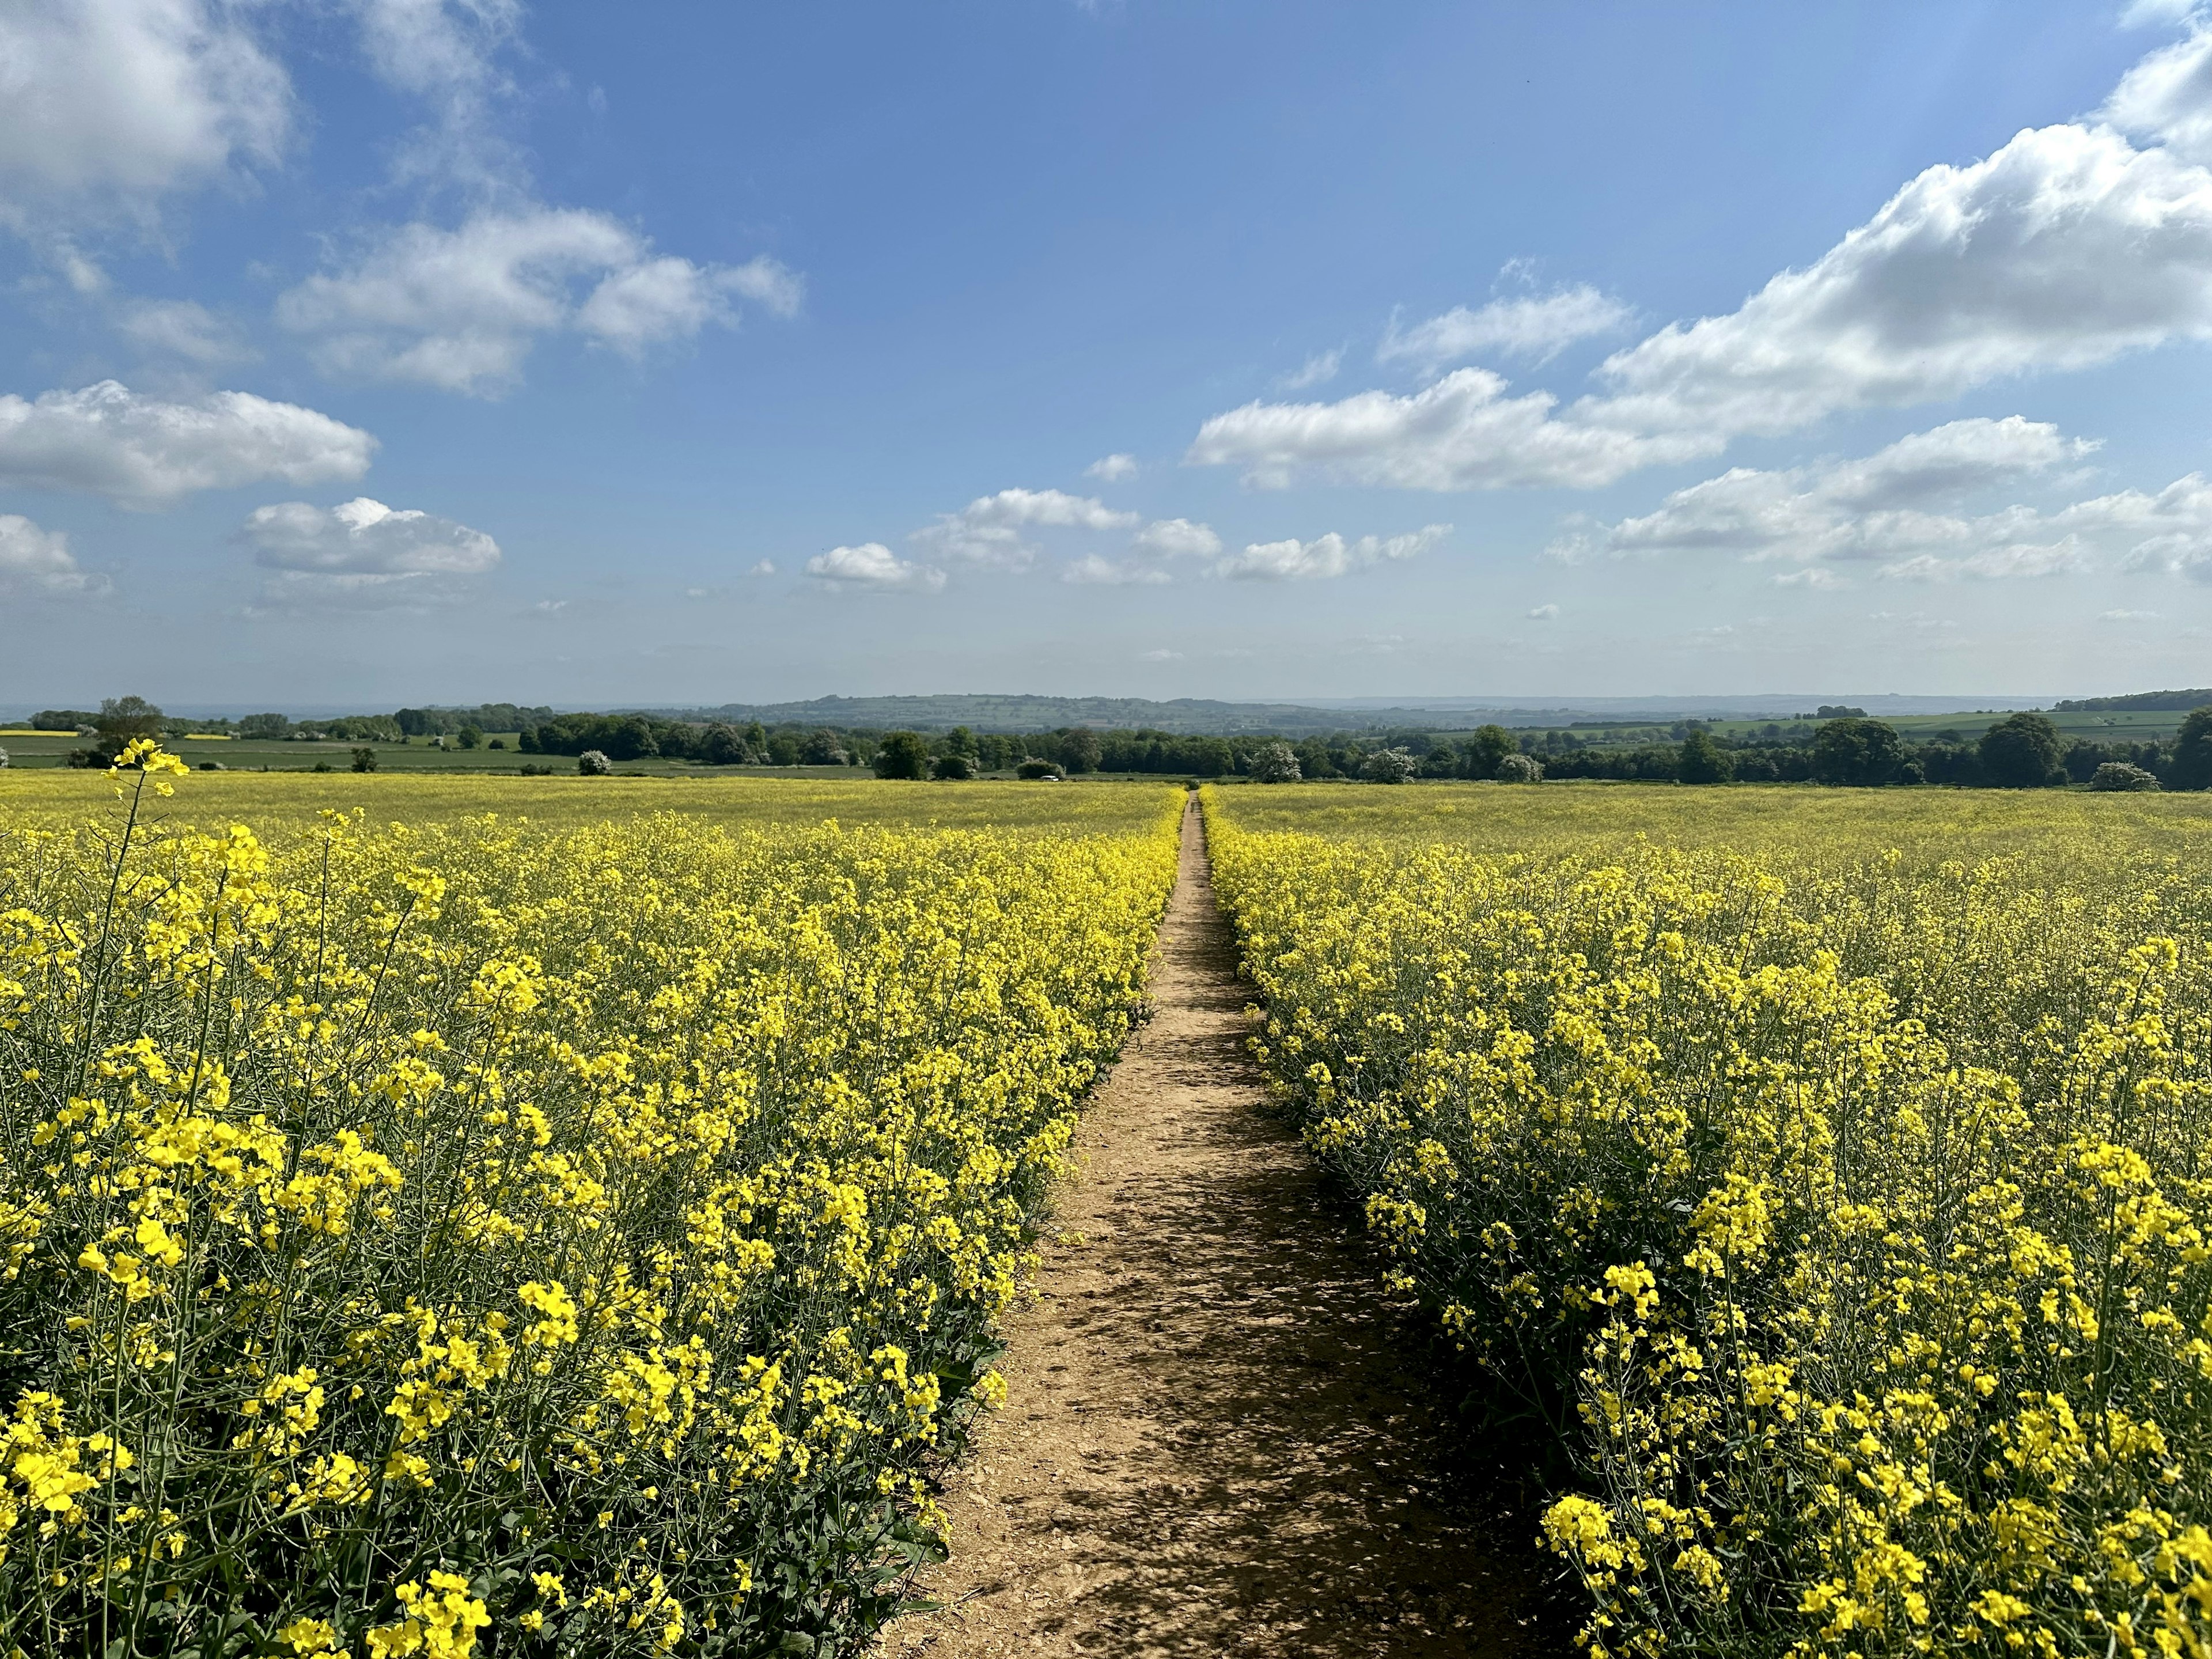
[239,495,498,612]
[238,497,500,577]
[1063,553,1172,585]
[1085,452,1138,482]
[1527,602,1560,618]
[0,381,376,506]
[349,0,524,190]
[1213,522,1449,581]
[1189,368,1707,490]
[913,487,1139,570]
[1140,647,1184,661]
[1052,517,1219,585]
[0,0,291,230]
[1379,285,1633,371]
[1589,123,2212,442]
[746,558,776,577]
[2101,607,2163,619]
[805,541,946,591]
[1582,418,2091,563]
[117,298,255,365]
[0,513,104,594]
[2104,21,2212,167]
[1193,59,2212,493]
[1559,415,2212,582]
[1131,517,1222,559]
[1876,543,2086,581]
[1772,566,1848,589]
[1277,348,1342,391]
[277,211,802,394]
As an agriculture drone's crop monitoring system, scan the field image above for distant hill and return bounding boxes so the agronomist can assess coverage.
[622,691,2079,736]
[2054,689,2212,713]
[627,694,1503,736]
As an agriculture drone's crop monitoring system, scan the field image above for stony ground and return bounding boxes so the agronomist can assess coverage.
[891,800,1565,1658]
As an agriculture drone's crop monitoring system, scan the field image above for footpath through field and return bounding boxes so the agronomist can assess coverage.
[895,800,1560,1658]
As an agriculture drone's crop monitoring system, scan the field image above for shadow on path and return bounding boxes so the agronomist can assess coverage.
[892,802,1567,1658]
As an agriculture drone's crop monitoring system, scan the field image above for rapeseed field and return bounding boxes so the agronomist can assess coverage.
[0,751,1179,1656]
[1206,782,2212,1659]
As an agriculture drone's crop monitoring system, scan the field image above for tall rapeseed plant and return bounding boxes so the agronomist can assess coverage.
[1205,785,2212,1659]
[0,755,1179,1656]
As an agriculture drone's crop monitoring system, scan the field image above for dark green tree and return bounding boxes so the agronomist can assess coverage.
[456,725,483,749]
[799,729,849,765]
[698,724,748,766]
[1978,711,2065,788]
[1811,718,1904,786]
[236,713,290,739]
[1058,729,1101,774]
[96,696,165,744]
[603,716,660,762]
[2169,707,2212,790]
[931,753,975,781]
[1462,724,1516,779]
[873,731,929,780]
[350,747,378,773]
[1678,729,1734,784]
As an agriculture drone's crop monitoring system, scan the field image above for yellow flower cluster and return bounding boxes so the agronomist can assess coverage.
[1205,782,2212,1659]
[0,753,1179,1655]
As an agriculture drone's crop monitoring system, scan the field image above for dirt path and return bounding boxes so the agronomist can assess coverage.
[892,800,1562,1658]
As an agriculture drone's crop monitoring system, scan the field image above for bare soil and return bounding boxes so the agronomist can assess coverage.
[891,800,1565,1658]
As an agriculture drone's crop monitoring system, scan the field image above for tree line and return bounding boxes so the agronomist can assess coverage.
[29,697,2212,792]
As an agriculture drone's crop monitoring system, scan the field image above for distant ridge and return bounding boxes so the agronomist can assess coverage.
[627,694,1418,735]
[2054,688,2212,713]
[624,691,2058,734]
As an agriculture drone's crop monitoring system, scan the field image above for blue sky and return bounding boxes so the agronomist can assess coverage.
[3,0,2211,707]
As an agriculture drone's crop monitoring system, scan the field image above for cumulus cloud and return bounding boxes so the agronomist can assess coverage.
[239,497,499,574]
[913,487,1139,570]
[276,210,803,394]
[805,542,946,592]
[0,0,291,230]
[1560,415,2212,583]
[1527,602,1560,618]
[1189,369,1709,490]
[1131,517,1222,559]
[0,513,105,594]
[1574,418,2090,563]
[1194,48,2212,492]
[1213,523,1449,581]
[0,380,376,506]
[238,496,498,609]
[1378,284,1633,371]
[1587,124,2212,441]
[1054,518,1221,585]
[1085,452,1138,482]
[2104,20,2212,167]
